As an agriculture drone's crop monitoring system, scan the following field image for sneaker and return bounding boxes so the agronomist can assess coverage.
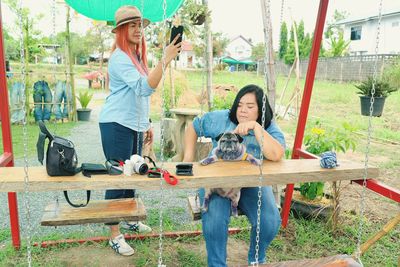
[109,234,134,256]
[120,221,152,233]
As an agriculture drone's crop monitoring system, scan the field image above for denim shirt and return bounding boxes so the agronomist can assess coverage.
[99,48,154,132]
[193,110,286,160]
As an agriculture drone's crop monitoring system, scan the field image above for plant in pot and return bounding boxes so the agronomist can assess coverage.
[183,0,209,25]
[355,76,397,117]
[76,90,93,121]
[284,121,357,221]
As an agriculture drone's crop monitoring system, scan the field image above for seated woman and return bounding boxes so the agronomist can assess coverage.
[183,84,285,267]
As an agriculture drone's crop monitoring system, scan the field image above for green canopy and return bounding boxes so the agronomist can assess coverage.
[221,58,256,65]
[65,0,184,23]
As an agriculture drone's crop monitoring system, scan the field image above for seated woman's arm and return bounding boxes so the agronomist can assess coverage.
[183,123,198,162]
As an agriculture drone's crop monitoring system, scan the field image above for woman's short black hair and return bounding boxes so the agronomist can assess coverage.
[229,84,273,129]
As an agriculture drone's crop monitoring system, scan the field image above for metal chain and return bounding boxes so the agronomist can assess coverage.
[157,0,168,265]
[51,0,58,131]
[254,0,271,265]
[18,0,32,266]
[355,0,383,264]
[136,0,145,156]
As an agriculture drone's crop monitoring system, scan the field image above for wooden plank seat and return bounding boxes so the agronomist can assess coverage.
[257,254,361,267]
[187,195,243,220]
[0,159,379,192]
[41,198,146,226]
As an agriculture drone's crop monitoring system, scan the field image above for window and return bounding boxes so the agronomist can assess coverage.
[350,26,362,40]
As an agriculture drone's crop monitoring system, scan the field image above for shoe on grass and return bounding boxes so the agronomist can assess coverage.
[109,234,134,256]
[120,221,152,233]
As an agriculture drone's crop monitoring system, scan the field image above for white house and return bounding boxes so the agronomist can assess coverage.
[225,35,253,61]
[175,41,199,69]
[336,9,400,55]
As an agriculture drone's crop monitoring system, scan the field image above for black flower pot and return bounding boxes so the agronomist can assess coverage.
[359,96,386,117]
[281,188,334,220]
[77,108,92,121]
[191,14,206,25]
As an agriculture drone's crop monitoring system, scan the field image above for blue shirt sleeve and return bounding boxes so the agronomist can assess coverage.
[112,51,154,97]
[266,121,286,149]
[192,110,230,139]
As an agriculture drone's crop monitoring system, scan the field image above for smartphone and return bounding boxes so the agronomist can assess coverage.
[170,25,183,45]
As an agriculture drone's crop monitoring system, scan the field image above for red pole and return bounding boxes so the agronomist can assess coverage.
[0,3,21,249]
[281,0,330,228]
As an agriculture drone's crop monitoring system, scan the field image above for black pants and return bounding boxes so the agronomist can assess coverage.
[99,122,143,225]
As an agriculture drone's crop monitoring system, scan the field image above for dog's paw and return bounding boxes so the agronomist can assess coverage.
[200,157,214,165]
[249,158,262,166]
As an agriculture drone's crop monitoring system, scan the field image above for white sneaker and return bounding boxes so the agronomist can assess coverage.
[120,221,152,233]
[109,234,134,256]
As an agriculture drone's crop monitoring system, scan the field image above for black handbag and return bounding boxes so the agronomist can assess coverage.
[37,121,90,208]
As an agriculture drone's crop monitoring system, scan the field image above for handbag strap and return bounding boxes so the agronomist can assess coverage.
[63,190,91,208]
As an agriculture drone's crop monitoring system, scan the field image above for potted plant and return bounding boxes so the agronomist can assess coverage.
[183,0,209,25]
[76,90,93,121]
[355,76,397,117]
[282,121,357,220]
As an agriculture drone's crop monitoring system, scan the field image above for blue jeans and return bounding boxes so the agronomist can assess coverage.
[199,186,281,267]
[53,81,72,120]
[33,80,52,121]
[99,122,143,225]
[9,82,25,123]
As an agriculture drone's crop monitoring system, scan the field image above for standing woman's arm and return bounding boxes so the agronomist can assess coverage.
[147,35,181,89]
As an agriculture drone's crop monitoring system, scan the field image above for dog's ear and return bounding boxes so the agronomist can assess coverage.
[235,134,244,143]
[215,133,224,142]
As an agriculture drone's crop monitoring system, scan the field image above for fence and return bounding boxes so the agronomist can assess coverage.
[259,54,399,82]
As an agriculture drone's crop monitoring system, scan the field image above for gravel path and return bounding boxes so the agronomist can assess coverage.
[1,92,197,239]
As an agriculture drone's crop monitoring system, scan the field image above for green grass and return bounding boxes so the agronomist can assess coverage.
[0,121,77,159]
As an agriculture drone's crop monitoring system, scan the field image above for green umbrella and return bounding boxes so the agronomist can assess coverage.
[65,0,184,23]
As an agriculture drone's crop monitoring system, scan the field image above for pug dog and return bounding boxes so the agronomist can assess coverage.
[201,132,261,216]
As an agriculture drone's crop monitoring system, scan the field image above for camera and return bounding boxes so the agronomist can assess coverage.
[130,154,149,175]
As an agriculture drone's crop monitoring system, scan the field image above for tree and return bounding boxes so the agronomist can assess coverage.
[4,0,44,63]
[193,31,228,58]
[279,22,288,60]
[3,26,19,60]
[283,20,312,64]
[84,21,113,70]
[251,43,265,61]
[324,10,350,57]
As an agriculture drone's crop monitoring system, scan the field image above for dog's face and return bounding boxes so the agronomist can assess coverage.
[215,132,243,153]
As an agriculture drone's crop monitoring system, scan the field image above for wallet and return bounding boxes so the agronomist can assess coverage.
[81,163,108,177]
[176,163,193,176]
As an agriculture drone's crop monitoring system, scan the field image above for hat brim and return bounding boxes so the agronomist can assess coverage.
[112,18,150,33]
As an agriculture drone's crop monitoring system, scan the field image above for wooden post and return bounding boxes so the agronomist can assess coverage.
[260,0,276,112]
[66,6,77,121]
[202,0,213,111]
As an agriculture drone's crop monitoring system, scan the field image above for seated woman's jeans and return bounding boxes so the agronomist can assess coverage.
[54,81,72,120]
[33,80,52,121]
[198,186,281,267]
[9,82,24,123]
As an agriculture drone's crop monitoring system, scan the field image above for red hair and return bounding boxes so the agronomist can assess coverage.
[111,23,149,76]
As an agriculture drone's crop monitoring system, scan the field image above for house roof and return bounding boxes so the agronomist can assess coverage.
[181,41,193,51]
[229,35,253,47]
[335,9,400,25]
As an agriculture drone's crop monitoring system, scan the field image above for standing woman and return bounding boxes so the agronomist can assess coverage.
[99,5,181,256]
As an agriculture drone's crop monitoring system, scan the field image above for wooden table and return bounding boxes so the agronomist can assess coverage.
[0,159,379,192]
[170,108,201,161]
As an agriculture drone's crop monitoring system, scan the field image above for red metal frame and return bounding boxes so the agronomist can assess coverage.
[0,0,399,249]
[0,2,21,249]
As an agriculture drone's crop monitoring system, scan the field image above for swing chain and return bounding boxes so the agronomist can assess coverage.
[355,0,383,263]
[157,0,168,265]
[18,0,32,265]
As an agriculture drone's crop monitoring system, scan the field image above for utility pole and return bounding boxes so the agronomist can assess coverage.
[66,5,77,121]
[202,0,213,111]
[260,0,276,112]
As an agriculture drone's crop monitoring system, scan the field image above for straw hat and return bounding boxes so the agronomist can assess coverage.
[112,5,150,33]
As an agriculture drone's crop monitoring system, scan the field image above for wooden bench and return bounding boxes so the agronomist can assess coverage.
[0,159,379,192]
[41,198,146,226]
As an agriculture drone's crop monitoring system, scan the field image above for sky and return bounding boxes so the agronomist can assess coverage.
[2,0,400,48]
